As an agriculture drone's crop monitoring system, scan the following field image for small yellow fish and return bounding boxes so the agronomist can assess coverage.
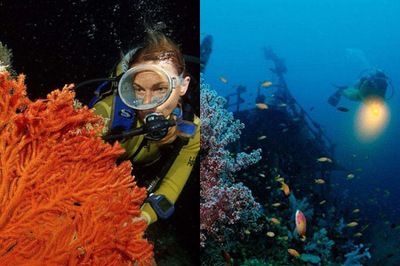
[278,236,289,241]
[258,173,266,178]
[347,222,358,228]
[354,232,363,237]
[278,103,287,107]
[315,178,326,184]
[347,173,355,180]
[256,103,269,110]
[361,224,369,232]
[266,186,272,189]
[258,135,267,140]
[261,81,273,87]
[316,157,332,163]
[288,248,301,258]
[270,218,281,225]
[281,181,290,196]
[276,177,285,183]
[244,229,251,235]
[319,200,327,205]
[272,203,281,207]
[352,209,360,213]
[266,231,275,238]
[219,76,228,84]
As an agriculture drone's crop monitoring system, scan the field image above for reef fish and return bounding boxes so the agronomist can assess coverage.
[261,81,273,87]
[352,209,360,213]
[219,76,228,84]
[316,157,332,163]
[347,173,355,180]
[221,250,232,266]
[270,218,281,225]
[347,222,359,227]
[280,181,290,196]
[257,135,267,140]
[314,178,326,184]
[337,106,350,112]
[266,231,275,238]
[256,103,269,109]
[288,248,301,258]
[319,200,327,205]
[295,210,307,240]
[272,203,281,207]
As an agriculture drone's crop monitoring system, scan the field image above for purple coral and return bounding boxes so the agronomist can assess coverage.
[200,76,262,247]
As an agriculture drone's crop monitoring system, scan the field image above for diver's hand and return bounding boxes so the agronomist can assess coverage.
[131,212,150,225]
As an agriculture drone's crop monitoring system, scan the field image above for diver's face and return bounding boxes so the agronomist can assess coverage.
[132,61,190,120]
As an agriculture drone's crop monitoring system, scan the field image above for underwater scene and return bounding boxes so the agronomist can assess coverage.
[201,0,400,265]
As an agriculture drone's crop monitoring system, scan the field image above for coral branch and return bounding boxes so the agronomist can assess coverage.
[0,71,153,265]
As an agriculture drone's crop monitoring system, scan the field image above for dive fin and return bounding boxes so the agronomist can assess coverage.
[328,86,346,107]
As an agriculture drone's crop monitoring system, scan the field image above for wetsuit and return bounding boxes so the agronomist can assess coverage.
[93,95,200,224]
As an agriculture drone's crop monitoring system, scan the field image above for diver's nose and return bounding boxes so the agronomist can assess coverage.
[143,91,153,105]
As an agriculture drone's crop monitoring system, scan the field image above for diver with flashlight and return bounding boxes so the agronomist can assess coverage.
[328,69,393,107]
[82,31,200,225]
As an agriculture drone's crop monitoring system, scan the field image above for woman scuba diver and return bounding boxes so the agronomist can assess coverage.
[88,31,200,225]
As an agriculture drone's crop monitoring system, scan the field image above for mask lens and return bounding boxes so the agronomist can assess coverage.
[118,65,176,110]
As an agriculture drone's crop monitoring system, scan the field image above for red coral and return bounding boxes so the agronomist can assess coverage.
[0,71,154,265]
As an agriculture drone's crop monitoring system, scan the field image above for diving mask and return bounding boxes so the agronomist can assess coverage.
[118,64,183,110]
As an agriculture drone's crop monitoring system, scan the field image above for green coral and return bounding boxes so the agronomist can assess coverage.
[0,42,13,72]
[305,228,334,262]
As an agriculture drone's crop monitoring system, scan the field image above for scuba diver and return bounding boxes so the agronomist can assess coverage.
[87,31,200,225]
[328,69,390,106]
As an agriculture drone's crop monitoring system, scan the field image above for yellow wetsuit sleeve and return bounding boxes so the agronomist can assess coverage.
[92,95,113,124]
[142,115,200,224]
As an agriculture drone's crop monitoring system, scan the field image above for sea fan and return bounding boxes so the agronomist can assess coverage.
[0,71,154,265]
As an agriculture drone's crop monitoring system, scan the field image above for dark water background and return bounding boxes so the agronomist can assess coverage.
[0,0,199,102]
[201,0,400,262]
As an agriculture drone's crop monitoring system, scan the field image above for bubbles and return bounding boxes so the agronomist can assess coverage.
[87,23,97,40]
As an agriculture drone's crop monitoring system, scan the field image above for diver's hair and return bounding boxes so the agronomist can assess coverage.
[129,31,186,76]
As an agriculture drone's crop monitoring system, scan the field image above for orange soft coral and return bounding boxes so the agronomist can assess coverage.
[0,71,154,265]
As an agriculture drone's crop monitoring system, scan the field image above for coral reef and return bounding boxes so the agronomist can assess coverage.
[200,77,262,250]
[342,244,371,266]
[304,228,334,262]
[0,70,154,265]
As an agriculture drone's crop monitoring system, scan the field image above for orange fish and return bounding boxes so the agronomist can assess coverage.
[288,248,301,258]
[256,103,269,109]
[281,181,290,196]
[270,218,280,225]
[295,210,306,240]
[221,250,232,266]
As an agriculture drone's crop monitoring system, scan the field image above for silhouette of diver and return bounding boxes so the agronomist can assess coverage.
[328,69,389,106]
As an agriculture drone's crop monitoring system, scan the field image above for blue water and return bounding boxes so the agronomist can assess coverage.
[201,0,400,260]
[201,0,400,202]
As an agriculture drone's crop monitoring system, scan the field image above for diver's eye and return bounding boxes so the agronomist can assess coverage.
[133,86,146,97]
[153,87,168,95]
[133,85,146,94]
